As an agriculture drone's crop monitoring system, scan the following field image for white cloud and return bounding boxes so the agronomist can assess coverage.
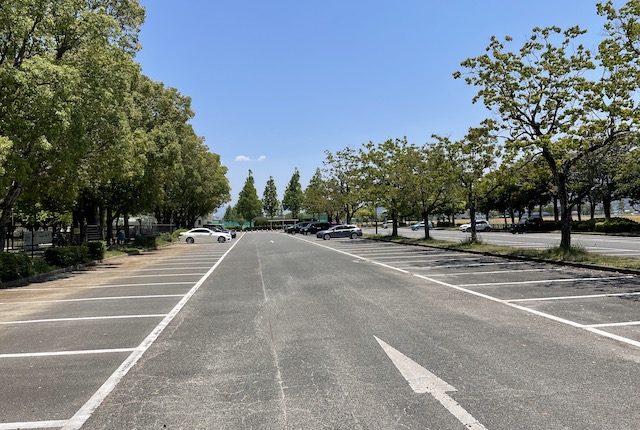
[235,155,267,162]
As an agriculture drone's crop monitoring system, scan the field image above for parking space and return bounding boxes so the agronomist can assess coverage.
[0,239,238,429]
[298,235,640,349]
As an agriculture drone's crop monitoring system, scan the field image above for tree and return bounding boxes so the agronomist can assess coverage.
[618,146,640,204]
[405,142,456,239]
[0,0,145,247]
[262,176,279,218]
[455,25,638,248]
[282,168,304,219]
[360,138,414,237]
[304,168,333,221]
[236,170,262,226]
[323,147,365,224]
[223,205,236,222]
[438,126,501,243]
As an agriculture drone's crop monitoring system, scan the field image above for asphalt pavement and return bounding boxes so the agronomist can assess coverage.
[366,226,640,258]
[1,232,639,429]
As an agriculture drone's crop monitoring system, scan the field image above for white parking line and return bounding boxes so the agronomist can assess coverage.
[585,321,640,328]
[429,268,561,277]
[304,238,640,349]
[508,292,640,302]
[412,261,523,270]
[112,267,213,272]
[0,420,68,429]
[104,273,206,278]
[10,282,195,291]
[60,234,242,430]
[0,348,136,358]
[0,314,167,325]
[0,294,184,305]
[457,275,632,288]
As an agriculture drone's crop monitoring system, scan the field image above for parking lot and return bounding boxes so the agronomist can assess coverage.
[0,241,237,429]
[297,235,640,348]
[1,232,639,429]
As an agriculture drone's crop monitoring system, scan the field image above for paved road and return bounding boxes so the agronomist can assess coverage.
[1,233,639,429]
[366,227,640,258]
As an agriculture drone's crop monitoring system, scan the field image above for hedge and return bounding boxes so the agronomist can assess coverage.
[572,217,639,233]
[87,241,106,260]
[44,245,90,268]
[0,253,35,283]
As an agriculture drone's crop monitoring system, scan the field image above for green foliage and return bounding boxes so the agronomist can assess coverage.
[282,168,304,219]
[594,217,640,233]
[0,253,35,283]
[323,147,364,223]
[44,246,90,268]
[304,168,332,217]
[573,217,639,233]
[262,176,279,218]
[157,232,174,243]
[236,170,262,223]
[172,229,188,240]
[455,21,640,248]
[87,241,107,260]
[134,235,157,249]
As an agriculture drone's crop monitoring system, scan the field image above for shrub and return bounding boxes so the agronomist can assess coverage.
[172,229,187,240]
[157,232,174,243]
[87,241,106,260]
[44,246,90,268]
[572,219,597,232]
[0,253,35,283]
[594,217,640,233]
[134,235,157,248]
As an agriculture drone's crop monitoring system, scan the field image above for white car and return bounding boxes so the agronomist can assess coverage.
[411,221,434,230]
[459,220,492,232]
[179,228,232,244]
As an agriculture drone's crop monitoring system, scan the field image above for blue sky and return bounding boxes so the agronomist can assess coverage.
[135,1,611,216]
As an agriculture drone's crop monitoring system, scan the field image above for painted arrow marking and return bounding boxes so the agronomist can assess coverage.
[375,336,487,430]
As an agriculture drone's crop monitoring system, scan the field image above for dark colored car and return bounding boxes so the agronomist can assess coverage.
[511,216,544,234]
[286,221,312,234]
[316,224,362,240]
[301,222,331,235]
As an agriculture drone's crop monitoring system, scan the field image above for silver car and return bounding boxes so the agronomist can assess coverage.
[459,220,492,232]
[316,224,362,240]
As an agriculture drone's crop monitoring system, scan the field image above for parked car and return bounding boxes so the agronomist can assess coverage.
[301,222,331,235]
[211,226,236,238]
[511,216,544,234]
[179,228,232,243]
[286,221,313,234]
[316,224,362,240]
[411,221,434,230]
[459,220,492,232]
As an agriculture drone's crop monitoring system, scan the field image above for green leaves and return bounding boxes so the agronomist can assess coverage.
[282,168,304,219]
[236,170,262,223]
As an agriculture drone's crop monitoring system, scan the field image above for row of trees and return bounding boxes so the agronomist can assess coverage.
[0,1,230,247]
[225,1,640,249]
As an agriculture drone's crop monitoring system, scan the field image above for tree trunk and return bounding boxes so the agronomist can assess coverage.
[391,209,398,236]
[106,207,114,245]
[557,174,572,249]
[468,187,477,243]
[0,183,23,252]
[603,195,612,219]
[422,210,430,239]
